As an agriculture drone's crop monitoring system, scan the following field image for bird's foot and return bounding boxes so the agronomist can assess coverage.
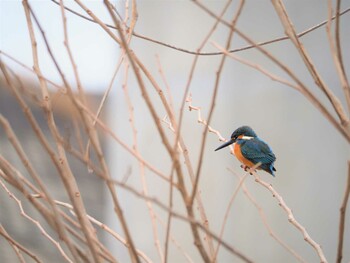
[240,164,248,171]
[240,165,256,175]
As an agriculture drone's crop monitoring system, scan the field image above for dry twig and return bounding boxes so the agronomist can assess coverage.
[50,0,350,56]
[251,172,327,263]
[0,177,73,263]
[228,168,307,263]
[0,225,42,263]
[336,161,350,263]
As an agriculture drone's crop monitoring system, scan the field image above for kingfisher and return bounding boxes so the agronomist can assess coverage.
[215,126,276,176]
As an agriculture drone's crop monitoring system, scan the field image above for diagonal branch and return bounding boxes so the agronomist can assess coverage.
[194,0,350,143]
[0,225,42,263]
[50,0,350,56]
[271,0,349,127]
[22,2,102,261]
[336,160,350,263]
[0,176,73,263]
[334,0,350,114]
[190,0,245,209]
[251,171,328,263]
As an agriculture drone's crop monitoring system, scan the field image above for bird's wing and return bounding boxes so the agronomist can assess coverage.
[240,139,276,165]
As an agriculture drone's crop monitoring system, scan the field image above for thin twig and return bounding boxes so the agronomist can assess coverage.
[31,195,152,263]
[194,0,350,143]
[121,60,164,262]
[334,0,350,115]
[49,0,350,56]
[0,177,73,263]
[271,0,349,127]
[33,2,141,262]
[0,51,65,93]
[211,42,301,91]
[186,95,228,144]
[156,1,236,256]
[112,181,253,263]
[157,217,195,263]
[213,172,249,261]
[0,60,81,261]
[326,0,350,118]
[0,225,42,263]
[76,100,171,182]
[190,5,245,261]
[103,1,213,261]
[228,168,307,263]
[251,171,328,263]
[336,160,350,263]
[23,2,103,261]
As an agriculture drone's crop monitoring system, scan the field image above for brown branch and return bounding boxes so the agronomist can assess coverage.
[1,162,75,252]
[0,177,73,263]
[0,112,81,257]
[103,2,185,262]
[133,6,350,56]
[186,95,228,143]
[76,100,172,182]
[157,217,195,263]
[326,0,350,118]
[336,160,350,263]
[229,168,307,263]
[212,42,301,91]
[0,225,42,263]
[31,195,152,263]
[22,2,102,261]
[190,0,245,209]
[0,51,65,93]
[0,154,114,263]
[49,0,350,56]
[164,1,237,259]
[213,172,249,260]
[112,180,253,263]
[54,209,117,263]
[56,2,141,262]
[194,0,350,143]
[1,228,26,263]
[121,60,164,262]
[0,60,81,261]
[334,0,350,115]
[271,0,349,127]
[102,1,214,262]
[251,171,328,263]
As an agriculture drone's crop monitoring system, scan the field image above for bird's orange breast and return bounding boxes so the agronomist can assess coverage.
[234,143,255,168]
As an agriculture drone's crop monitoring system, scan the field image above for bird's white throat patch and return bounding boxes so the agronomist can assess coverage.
[241,136,254,140]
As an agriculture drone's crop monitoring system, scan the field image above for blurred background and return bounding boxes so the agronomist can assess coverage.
[1,0,349,262]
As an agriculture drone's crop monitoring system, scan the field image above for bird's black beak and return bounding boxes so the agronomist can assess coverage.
[215,139,234,151]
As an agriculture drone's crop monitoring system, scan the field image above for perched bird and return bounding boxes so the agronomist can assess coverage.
[215,126,276,176]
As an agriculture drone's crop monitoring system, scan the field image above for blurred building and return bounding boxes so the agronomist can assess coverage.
[0,81,107,262]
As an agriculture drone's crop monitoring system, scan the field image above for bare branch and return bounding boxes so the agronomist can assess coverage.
[0,177,73,263]
[194,0,350,143]
[0,225,42,263]
[251,171,328,263]
[49,0,350,56]
[336,161,350,263]
[22,2,103,261]
[271,0,349,128]
[229,168,308,263]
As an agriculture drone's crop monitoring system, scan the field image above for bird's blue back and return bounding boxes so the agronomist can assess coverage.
[237,137,276,175]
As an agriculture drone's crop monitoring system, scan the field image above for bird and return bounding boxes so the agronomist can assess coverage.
[215,126,276,176]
